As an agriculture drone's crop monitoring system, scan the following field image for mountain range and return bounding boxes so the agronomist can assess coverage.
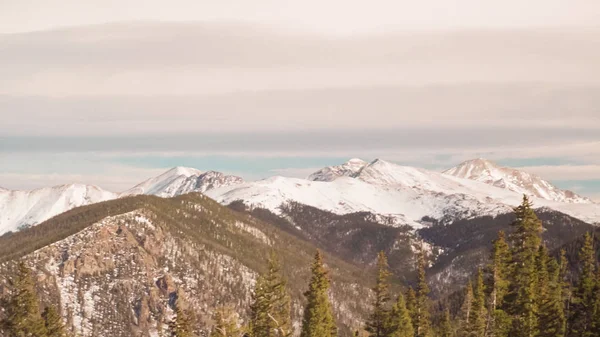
[1,158,598,235]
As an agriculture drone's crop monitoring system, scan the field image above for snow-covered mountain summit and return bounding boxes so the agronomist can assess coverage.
[0,184,117,235]
[443,158,592,204]
[122,166,244,198]
[308,158,368,181]
[2,159,599,235]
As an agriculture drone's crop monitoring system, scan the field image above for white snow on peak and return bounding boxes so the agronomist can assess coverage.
[308,158,368,182]
[3,160,600,235]
[208,159,600,227]
[443,159,592,204]
[0,166,243,235]
[121,167,243,198]
[0,184,117,235]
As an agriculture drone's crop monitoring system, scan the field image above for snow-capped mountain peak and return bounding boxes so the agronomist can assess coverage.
[122,167,243,198]
[443,159,592,204]
[308,158,368,181]
[0,184,117,235]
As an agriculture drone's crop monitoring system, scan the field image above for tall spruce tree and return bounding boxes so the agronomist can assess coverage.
[365,252,392,337]
[486,231,511,337]
[536,253,565,337]
[470,269,486,337]
[458,281,473,337]
[42,306,68,337]
[405,288,417,329]
[570,232,596,337]
[300,250,337,337]
[1,261,48,337]
[507,195,542,337]
[388,293,413,337]
[590,268,600,335]
[439,308,454,337]
[250,252,292,337]
[414,247,431,337]
[559,249,572,335]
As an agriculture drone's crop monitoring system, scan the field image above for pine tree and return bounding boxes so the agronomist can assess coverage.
[486,231,511,337]
[414,248,431,337]
[210,307,240,337]
[366,252,391,337]
[470,269,486,337]
[388,293,413,337]
[300,250,337,337]
[42,306,68,337]
[458,281,473,337]
[570,232,596,337]
[489,231,511,311]
[590,268,600,335]
[507,195,542,337]
[405,288,417,328]
[559,249,572,335]
[536,254,565,337]
[169,305,193,337]
[250,252,292,337]
[439,308,453,337]
[1,261,48,337]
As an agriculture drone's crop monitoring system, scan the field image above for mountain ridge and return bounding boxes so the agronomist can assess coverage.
[1,159,598,235]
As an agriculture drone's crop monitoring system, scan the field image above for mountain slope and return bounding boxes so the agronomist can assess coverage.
[0,194,372,337]
[122,166,243,197]
[444,158,591,203]
[0,184,117,235]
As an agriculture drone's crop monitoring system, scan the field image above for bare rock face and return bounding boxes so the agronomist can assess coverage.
[0,195,371,337]
[12,211,259,337]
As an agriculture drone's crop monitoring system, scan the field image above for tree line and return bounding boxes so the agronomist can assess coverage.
[2,196,600,337]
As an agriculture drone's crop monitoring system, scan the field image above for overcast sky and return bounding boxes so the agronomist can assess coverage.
[1,1,599,200]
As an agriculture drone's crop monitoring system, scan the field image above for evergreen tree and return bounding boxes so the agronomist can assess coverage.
[458,281,473,337]
[570,232,596,337]
[439,308,453,337]
[536,254,565,337]
[559,249,572,335]
[507,195,542,337]
[250,252,292,337]
[470,269,486,337]
[590,268,600,335]
[42,306,67,337]
[210,307,240,337]
[365,252,391,337]
[300,250,337,337]
[488,231,511,310]
[486,231,511,337]
[388,293,413,337]
[406,288,417,328]
[169,305,193,337]
[1,261,48,337]
[414,248,432,337]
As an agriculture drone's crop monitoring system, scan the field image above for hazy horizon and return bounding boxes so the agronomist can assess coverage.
[1,1,599,199]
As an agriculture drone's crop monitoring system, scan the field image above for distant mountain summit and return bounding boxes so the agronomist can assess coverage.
[122,166,244,197]
[308,158,368,181]
[0,184,117,235]
[443,158,591,204]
